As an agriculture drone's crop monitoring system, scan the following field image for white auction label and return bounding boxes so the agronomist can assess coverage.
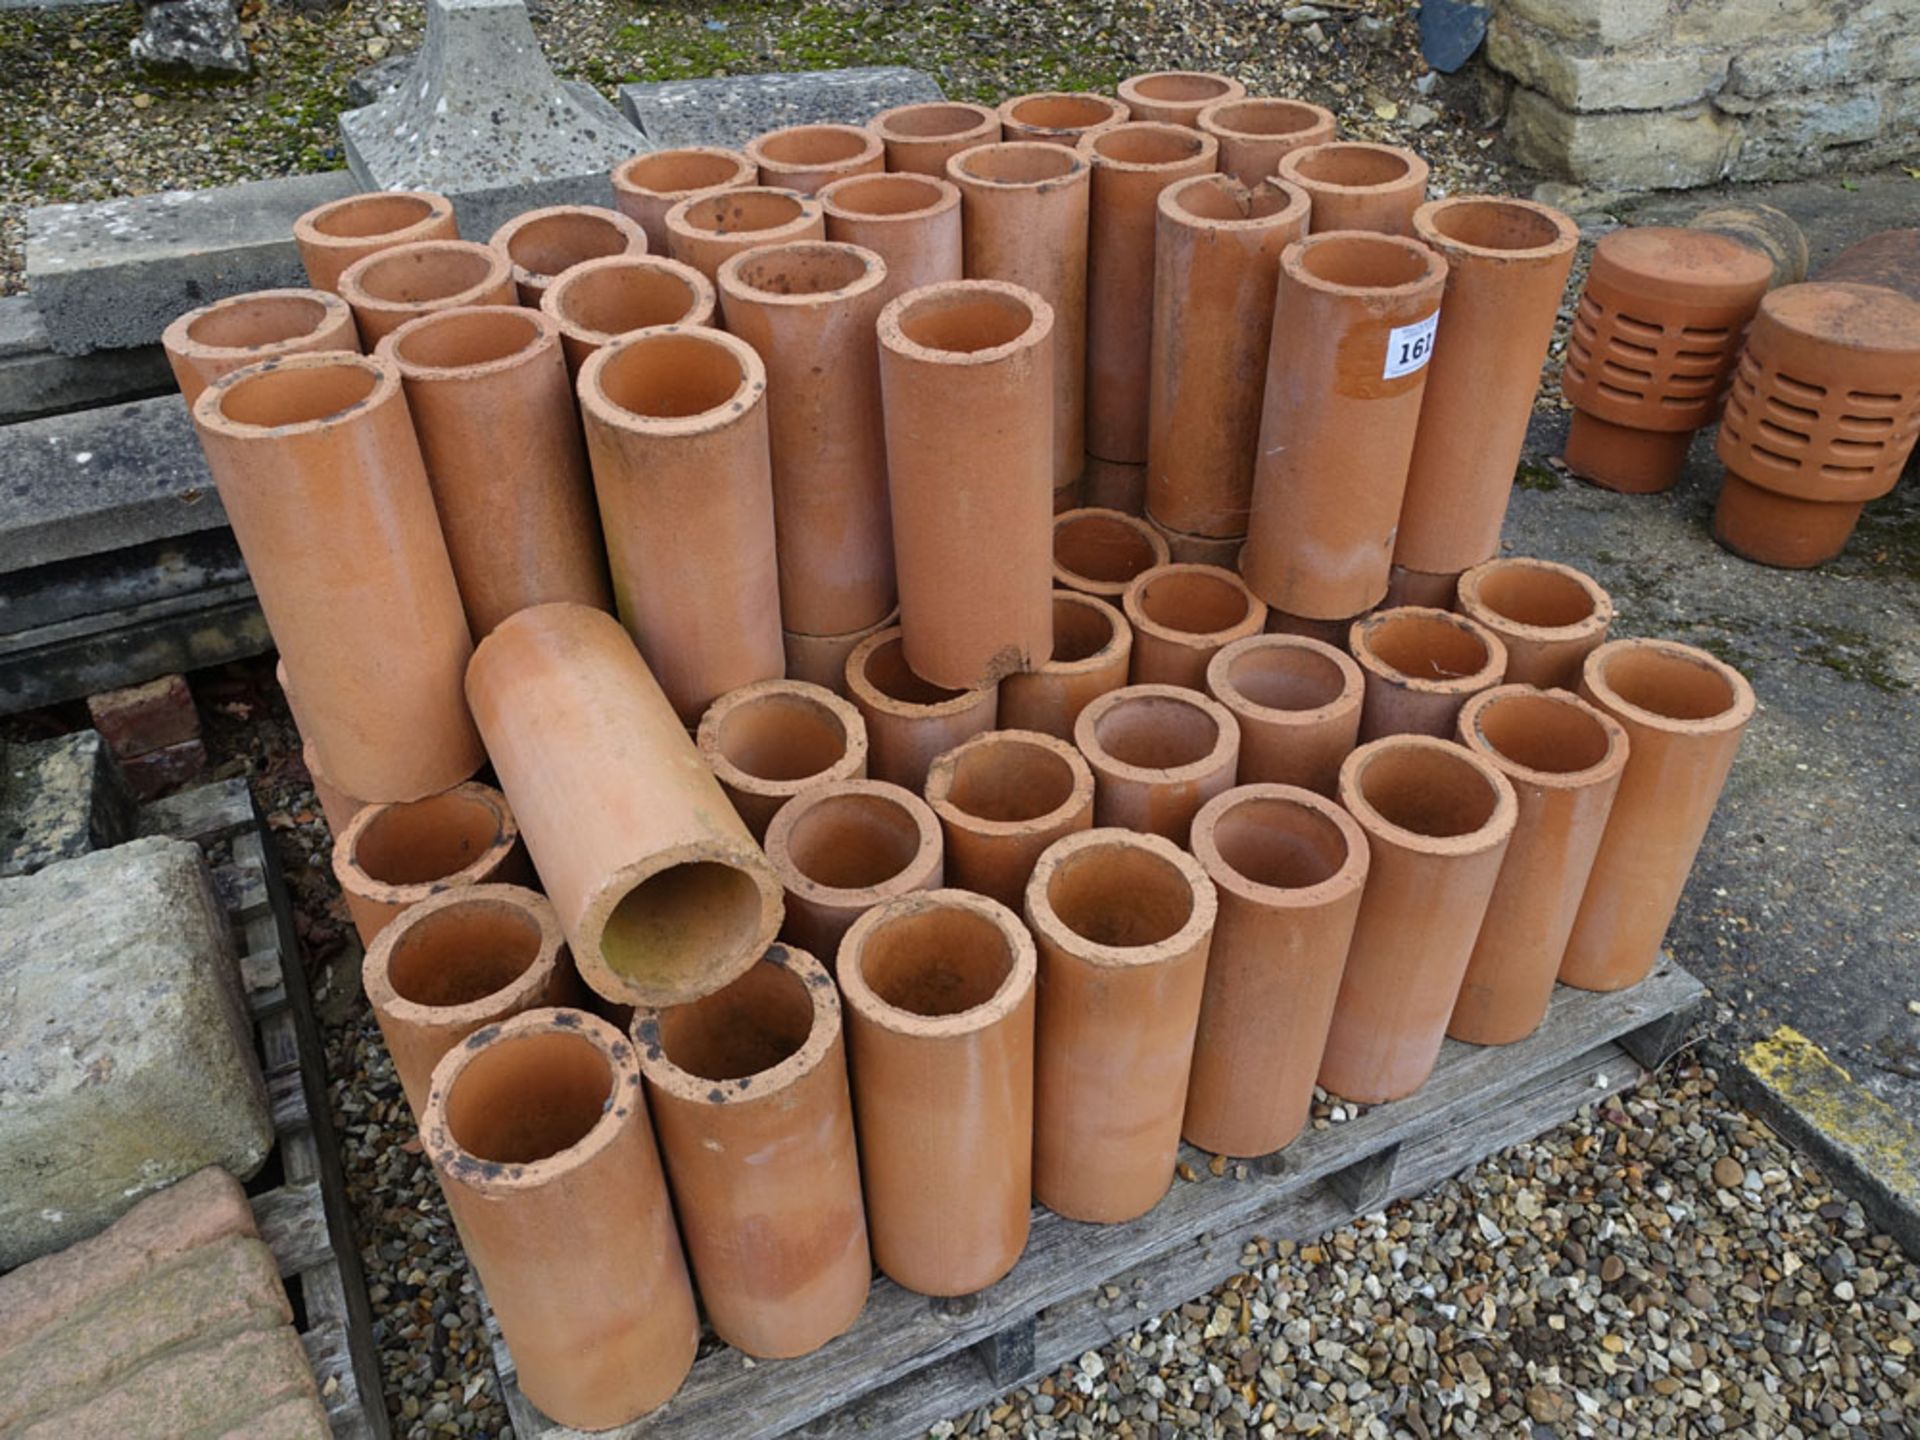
[1382,310,1440,380]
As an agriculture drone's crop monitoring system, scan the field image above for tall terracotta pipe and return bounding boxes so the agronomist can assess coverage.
[539,254,716,376]
[335,239,515,345]
[695,678,869,841]
[1277,142,1430,235]
[294,189,458,295]
[1117,70,1246,128]
[612,147,757,255]
[162,288,360,406]
[1205,634,1363,796]
[998,91,1130,149]
[488,204,648,305]
[663,187,826,284]
[763,779,945,964]
[189,351,482,801]
[869,101,1001,175]
[998,591,1132,741]
[1123,562,1268,690]
[1074,683,1240,845]
[1197,97,1336,188]
[1350,606,1509,742]
[1455,557,1614,691]
[844,627,999,790]
[818,172,963,308]
[924,728,1096,909]
[745,123,886,194]
[332,781,528,945]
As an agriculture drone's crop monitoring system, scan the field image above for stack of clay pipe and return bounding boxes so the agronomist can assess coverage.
[166,73,1763,1429]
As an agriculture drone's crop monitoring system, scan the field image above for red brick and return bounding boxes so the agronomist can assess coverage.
[119,737,209,799]
[87,674,200,759]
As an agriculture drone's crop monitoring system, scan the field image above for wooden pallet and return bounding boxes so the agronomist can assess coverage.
[141,779,391,1440]
[485,957,1704,1440]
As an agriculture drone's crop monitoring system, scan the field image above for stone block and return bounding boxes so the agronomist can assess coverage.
[1672,0,1842,45]
[0,731,136,879]
[1727,88,1892,179]
[0,297,174,424]
[25,170,356,355]
[619,65,943,149]
[1499,0,1671,47]
[1487,15,1730,110]
[1505,86,1740,189]
[120,738,210,799]
[1725,27,1873,97]
[88,673,201,758]
[0,836,272,1267]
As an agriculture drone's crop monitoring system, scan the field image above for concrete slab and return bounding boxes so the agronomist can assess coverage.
[619,65,942,149]
[0,297,174,424]
[0,730,135,878]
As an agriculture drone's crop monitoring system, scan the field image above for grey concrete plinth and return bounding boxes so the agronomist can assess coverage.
[620,66,943,149]
[340,0,647,239]
[0,297,174,424]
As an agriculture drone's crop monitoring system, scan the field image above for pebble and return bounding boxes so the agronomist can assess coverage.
[1713,1154,1746,1188]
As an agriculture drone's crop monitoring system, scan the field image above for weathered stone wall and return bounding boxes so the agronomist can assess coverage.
[1480,0,1919,189]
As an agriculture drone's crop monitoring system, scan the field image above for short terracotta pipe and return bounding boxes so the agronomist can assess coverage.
[1083,455,1148,515]
[421,1008,697,1428]
[294,189,458,294]
[1205,634,1363,796]
[818,172,963,307]
[663,186,826,284]
[879,280,1055,690]
[488,204,648,305]
[1276,142,1430,236]
[1383,564,1462,611]
[997,91,1130,149]
[612,146,757,254]
[380,305,612,636]
[763,779,944,963]
[869,101,1001,176]
[717,241,895,637]
[1318,736,1518,1103]
[190,352,482,802]
[947,142,1092,490]
[1074,683,1240,845]
[1080,123,1219,464]
[844,627,999,791]
[539,254,716,376]
[1451,686,1629,1046]
[1560,639,1755,992]
[162,288,359,406]
[1183,785,1368,1157]
[1197,97,1336,188]
[998,591,1132,741]
[1395,197,1580,574]
[1117,70,1246,128]
[1242,232,1448,621]
[1815,227,1920,298]
[302,738,366,837]
[465,603,785,1008]
[1350,606,1508,743]
[1712,281,1920,568]
[578,325,785,723]
[695,678,869,841]
[1148,174,1309,539]
[336,239,515,346]
[1455,557,1614,691]
[1147,513,1243,567]
[1560,227,1772,494]
[1267,607,1364,652]
[633,945,870,1358]
[784,607,898,698]
[837,889,1037,1296]
[1052,506,1170,599]
[1025,828,1217,1223]
[745,123,885,195]
[332,780,529,945]
[1053,476,1086,513]
[924,728,1095,909]
[363,883,578,1116]
[1123,562,1268,689]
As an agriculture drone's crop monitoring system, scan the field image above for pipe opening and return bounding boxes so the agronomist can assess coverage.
[1428,198,1565,251]
[556,263,702,335]
[1133,73,1235,103]
[311,193,437,240]
[219,362,380,427]
[621,149,746,194]
[1052,596,1118,663]
[682,190,809,236]
[953,145,1081,185]
[1474,692,1613,774]
[443,1029,612,1164]
[1137,569,1253,635]
[186,294,331,350]
[896,288,1038,353]
[1356,745,1501,838]
[353,791,505,886]
[1056,513,1159,585]
[1172,175,1296,222]
[1045,842,1194,947]
[1292,145,1412,188]
[1008,95,1119,130]
[1092,694,1221,769]
[944,739,1077,822]
[1473,567,1599,629]
[863,635,966,705]
[1596,647,1740,722]
[656,958,814,1082]
[1298,234,1431,288]
[355,246,498,303]
[1226,644,1346,711]
[857,906,1015,1017]
[1364,614,1492,681]
[731,243,871,296]
[505,212,634,278]
[1090,126,1208,166]
[602,861,765,990]
[826,174,947,216]
[388,903,543,1008]
[786,792,925,889]
[1210,796,1349,889]
[1208,99,1322,137]
[597,332,746,418]
[392,308,542,370]
[758,126,872,165]
[883,104,990,138]
[715,693,850,782]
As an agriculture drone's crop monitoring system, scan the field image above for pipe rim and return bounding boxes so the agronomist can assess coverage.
[1581,638,1757,737]
[331,782,519,906]
[1053,507,1171,596]
[577,323,766,438]
[1412,194,1579,265]
[1123,562,1267,652]
[945,140,1090,191]
[1206,633,1364,727]
[1456,556,1615,646]
[745,123,885,176]
[1118,70,1245,110]
[763,779,943,907]
[1158,173,1310,234]
[613,146,756,202]
[924,728,1095,839]
[1073,683,1240,788]
[1350,606,1509,696]
[869,101,1001,146]
[192,349,400,437]
[1457,683,1631,791]
[715,240,889,311]
[1023,826,1217,969]
[664,186,825,245]
[294,189,455,249]
[1026,592,1132,680]
[1078,121,1218,172]
[363,883,565,1031]
[163,287,354,361]
[1190,782,1370,909]
[997,91,1131,137]
[539,254,717,349]
[489,204,648,290]
[380,304,558,382]
[838,888,1037,1039]
[1336,734,1519,857]
[1196,96,1336,144]
[1278,141,1431,196]
[845,628,998,720]
[1281,229,1447,300]
[877,278,1055,368]
[696,678,869,805]
[336,239,514,318]
[818,171,962,225]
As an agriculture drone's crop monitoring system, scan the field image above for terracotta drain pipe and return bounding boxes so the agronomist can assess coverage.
[763,779,945,962]
[336,239,515,345]
[364,883,578,1116]
[634,945,870,1358]
[1350,606,1508,742]
[421,1008,697,1428]
[332,780,529,945]
[1148,174,1309,543]
[925,728,1095,909]
[745,122,886,194]
[612,147,757,255]
[381,305,612,636]
[999,591,1132,741]
[1242,232,1448,622]
[1319,736,1518,1102]
[162,288,359,406]
[818,172,963,306]
[1147,514,1244,568]
[879,280,1055,690]
[1452,686,1629,1046]
[718,241,895,639]
[844,627,999,789]
[1197,97,1336,189]
[998,90,1130,149]
[294,189,457,294]
[1276,141,1430,236]
[465,603,785,1008]
[663,186,826,284]
[1118,70,1245,128]
[1026,828,1217,1222]
[1382,565,1462,611]
[1395,197,1580,579]
[1074,683,1240,845]
[838,889,1037,1296]
[785,607,898,698]
[189,352,482,802]
[1082,454,1148,515]
[302,739,366,838]
[1123,562,1268,689]
[1052,506,1170,599]
[1265,607,1363,652]
[948,141,1093,493]
[578,325,784,724]
[1561,639,1755,992]
[1455,557,1614,690]
[1205,634,1363,796]
[869,101,1001,176]
[488,204,648,306]
[539,254,716,377]
[1080,122,1218,465]
[1183,785,1368,1157]
[696,679,869,841]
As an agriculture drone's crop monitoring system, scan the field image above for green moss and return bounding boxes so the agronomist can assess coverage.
[1796,624,1909,694]
[1513,461,1562,493]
